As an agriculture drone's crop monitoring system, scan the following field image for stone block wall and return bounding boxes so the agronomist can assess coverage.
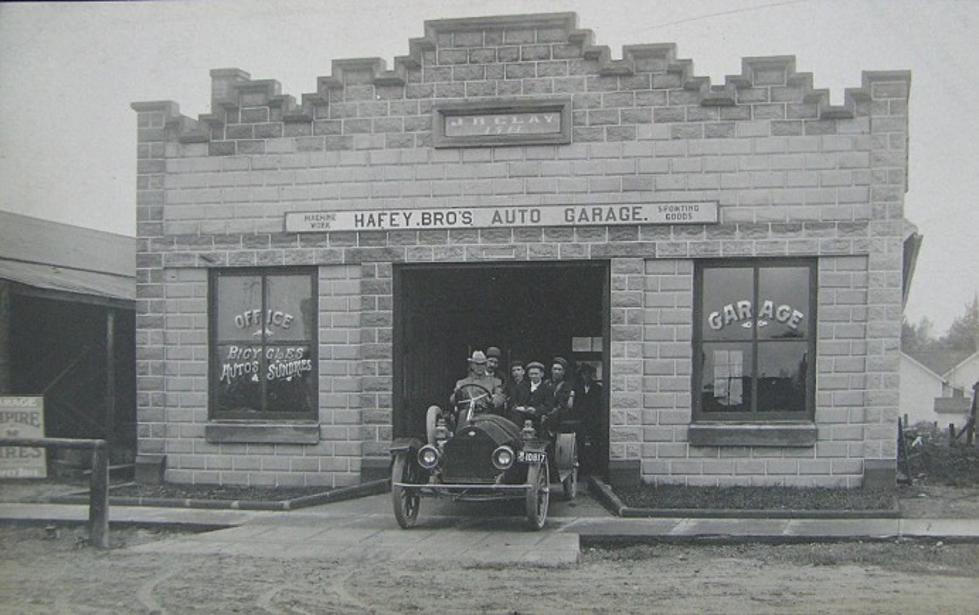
[132,12,910,487]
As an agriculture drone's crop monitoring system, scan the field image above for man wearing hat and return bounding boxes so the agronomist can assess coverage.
[485,346,504,387]
[574,362,603,473]
[450,350,505,418]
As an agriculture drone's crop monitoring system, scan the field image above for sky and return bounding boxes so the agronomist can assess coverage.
[0,0,976,333]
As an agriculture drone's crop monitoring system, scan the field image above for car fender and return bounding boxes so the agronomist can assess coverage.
[389,437,424,456]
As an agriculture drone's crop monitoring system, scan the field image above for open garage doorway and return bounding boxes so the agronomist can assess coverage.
[393,261,610,476]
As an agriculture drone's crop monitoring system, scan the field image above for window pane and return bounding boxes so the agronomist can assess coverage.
[699,342,753,413]
[266,344,316,414]
[758,267,810,339]
[757,341,809,412]
[701,267,754,341]
[214,343,263,414]
[215,275,263,341]
[265,275,315,342]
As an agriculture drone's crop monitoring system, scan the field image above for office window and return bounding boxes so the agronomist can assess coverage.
[209,269,317,420]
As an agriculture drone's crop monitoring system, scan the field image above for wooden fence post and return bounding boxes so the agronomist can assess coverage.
[89,442,109,549]
[0,437,110,548]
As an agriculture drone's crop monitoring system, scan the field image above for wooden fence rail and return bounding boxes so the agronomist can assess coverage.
[0,437,108,548]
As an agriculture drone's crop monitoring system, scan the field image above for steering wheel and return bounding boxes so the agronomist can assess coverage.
[454,383,493,424]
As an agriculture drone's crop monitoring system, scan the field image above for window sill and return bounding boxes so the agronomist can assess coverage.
[205,422,320,444]
[689,423,817,447]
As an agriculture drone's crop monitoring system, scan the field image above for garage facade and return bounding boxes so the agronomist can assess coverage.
[131,12,912,489]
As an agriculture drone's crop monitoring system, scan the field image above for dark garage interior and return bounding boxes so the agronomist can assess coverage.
[393,261,609,473]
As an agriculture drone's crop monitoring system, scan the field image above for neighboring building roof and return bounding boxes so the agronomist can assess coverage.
[0,210,135,306]
[900,351,945,381]
[906,348,975,378]
[944,350,979,378]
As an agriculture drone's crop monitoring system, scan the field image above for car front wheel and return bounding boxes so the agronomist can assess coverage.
[391,453,420,529]
[524,462,549,531]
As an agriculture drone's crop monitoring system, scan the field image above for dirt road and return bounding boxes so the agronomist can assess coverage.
[2,526,978,614]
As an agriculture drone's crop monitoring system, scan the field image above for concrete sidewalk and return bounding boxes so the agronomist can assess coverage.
[3,488,979,567]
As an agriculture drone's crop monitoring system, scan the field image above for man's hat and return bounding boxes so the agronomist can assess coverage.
[526,361,545,372]
[509,359,525,369]
[486,346,502,359]
[552,357,569,369]
[468,350,487,364]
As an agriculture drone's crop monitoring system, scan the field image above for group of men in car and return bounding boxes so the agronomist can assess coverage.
[450,346,602,442]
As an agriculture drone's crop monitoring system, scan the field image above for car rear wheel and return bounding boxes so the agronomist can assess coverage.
[391,454,420,529]
[563,464,578,500]
[524,463,549,531]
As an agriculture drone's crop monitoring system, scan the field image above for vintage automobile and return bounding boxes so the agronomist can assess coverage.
[389,382,578,530]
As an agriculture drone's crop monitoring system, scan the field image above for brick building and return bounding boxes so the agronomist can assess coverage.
[131,12,914,489]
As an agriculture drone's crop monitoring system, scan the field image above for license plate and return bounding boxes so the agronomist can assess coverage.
[517,451,546,463]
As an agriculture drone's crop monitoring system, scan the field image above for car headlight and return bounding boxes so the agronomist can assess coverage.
[417,444,440,470]
[492,445,515,470]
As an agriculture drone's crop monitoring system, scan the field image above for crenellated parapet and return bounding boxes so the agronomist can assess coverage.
[132,12,910,153]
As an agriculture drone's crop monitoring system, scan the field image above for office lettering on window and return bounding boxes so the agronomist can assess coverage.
[210,269,317,420]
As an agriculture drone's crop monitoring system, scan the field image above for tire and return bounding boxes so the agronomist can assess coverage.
[391,454,420,529]
[524,462,550,531]
[555,433,578,500]
[562,464,578,501]
[425,405,440,445]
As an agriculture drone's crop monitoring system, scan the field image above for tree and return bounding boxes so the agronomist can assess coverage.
[902,315,939,355]
[940,294,979,354]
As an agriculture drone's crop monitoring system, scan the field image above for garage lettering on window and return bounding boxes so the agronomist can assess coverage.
[694,261,816,421]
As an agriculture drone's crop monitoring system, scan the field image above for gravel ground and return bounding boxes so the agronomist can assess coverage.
[1,526,977,614]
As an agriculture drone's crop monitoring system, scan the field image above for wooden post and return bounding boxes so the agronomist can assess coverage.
[949,423,956,446]
[89,442,109,549]
[105,309,116,450]
[970,382,979,446]
[0,437,108,549]
[0,282,11,394]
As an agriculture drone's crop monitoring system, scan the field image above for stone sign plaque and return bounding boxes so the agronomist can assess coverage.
[433,97,572,147]
[444,111,562,137]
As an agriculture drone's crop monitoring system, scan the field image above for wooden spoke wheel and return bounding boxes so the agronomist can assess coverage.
[391,454,420,529]
[524,462,550,531]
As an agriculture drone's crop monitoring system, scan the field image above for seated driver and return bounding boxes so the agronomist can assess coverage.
[449,350,505,422]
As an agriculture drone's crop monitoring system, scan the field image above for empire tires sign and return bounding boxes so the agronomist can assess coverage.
[0,396,46,478]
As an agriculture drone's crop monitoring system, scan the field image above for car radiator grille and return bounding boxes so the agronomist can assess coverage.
[442,431,498,484]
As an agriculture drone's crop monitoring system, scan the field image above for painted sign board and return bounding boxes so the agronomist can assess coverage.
[286,202,718,233]
[0,396,46,478]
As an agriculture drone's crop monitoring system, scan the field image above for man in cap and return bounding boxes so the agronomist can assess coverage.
[546,357,575,431]
[449,350,505,420]
[505,359,531,414]
[513,360,553,426]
